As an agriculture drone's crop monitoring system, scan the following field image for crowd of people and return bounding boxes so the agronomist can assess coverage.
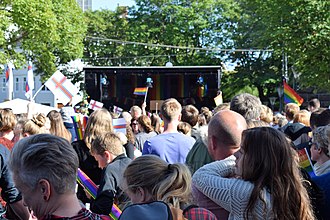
[0,93,329,219]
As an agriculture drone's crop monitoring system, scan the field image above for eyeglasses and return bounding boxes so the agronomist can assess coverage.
[132,123,138,126]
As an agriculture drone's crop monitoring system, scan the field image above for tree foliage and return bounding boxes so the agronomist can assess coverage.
[84,0,239,67]
[232,0,330,91]
[83,0,329,99]
[0,0,86,80]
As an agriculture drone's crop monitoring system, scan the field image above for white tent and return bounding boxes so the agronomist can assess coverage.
[0,99,58,115]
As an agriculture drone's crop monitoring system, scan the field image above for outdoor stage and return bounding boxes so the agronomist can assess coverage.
[84,66,222,111]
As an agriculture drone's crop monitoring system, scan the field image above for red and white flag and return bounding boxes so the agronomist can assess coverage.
[88,99,103,110]
[45,71,79,105]
[5,62,14,100]
[25,61,34,100]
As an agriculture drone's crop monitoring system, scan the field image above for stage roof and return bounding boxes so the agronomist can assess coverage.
[83,66,222,75]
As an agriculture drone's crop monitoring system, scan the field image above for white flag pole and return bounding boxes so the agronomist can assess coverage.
[32,84,45,100]
[143,87,149,103]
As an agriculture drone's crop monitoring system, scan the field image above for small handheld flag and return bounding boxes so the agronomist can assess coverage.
[77,168,122,219]
[133,87,148,96]
[45,71,79,105]
[25,61,35,100]
[71,115,88,140]
[88,99,103,110]
[113,105,123,114]
[283,82,304,106]
[297,148,315,178]
[113,118,127,134]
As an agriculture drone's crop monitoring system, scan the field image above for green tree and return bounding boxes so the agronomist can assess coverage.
[232,0,330,91]
[0,0,86,80]
[83,7,130,67]
[84,0,240,67]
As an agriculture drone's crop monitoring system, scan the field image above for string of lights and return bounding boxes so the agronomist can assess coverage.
[84,54,178,61]
[86,36,274,53]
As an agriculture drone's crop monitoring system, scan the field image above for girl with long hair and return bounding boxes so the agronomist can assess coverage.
[47,110,72,143]
[193,127,315,220]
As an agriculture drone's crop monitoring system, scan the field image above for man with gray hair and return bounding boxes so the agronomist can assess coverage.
[10,134,110,220]
[230,93,262,120]
[142,98,195,163]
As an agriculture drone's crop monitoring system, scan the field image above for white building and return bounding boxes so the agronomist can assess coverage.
[76,0,92,12]
[0,67,56,107]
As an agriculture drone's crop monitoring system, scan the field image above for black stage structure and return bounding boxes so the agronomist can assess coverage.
[84,66,222,111]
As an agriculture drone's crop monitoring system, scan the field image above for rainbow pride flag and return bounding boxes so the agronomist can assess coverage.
[133,87,148,96]
[297,148,315,178]
[77,168,122,219]
[71,115,88,140]
[283,82,304,106]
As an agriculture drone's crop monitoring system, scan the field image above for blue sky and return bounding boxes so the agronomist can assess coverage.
[92,0,135,11]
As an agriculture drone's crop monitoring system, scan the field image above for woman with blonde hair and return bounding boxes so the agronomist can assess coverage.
[22,113,47,137]
[193,127,315,220]
[121,155,217,219]
[47,110,72,143]
[71,108,113,204]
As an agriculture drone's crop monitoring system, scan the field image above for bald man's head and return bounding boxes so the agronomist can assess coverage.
[208,110,247,160]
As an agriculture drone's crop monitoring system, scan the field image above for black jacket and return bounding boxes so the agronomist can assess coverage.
[71,140,102,204]
[0,144,22,205]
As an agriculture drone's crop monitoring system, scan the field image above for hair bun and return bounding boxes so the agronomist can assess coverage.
[31,113,46,127]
